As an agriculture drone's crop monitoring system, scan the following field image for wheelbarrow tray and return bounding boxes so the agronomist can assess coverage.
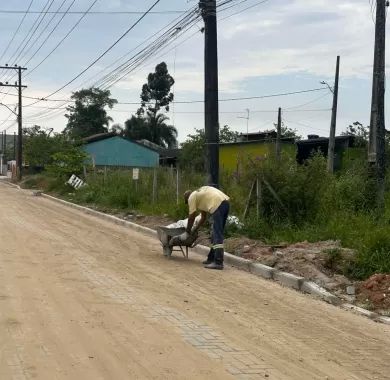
[156,226,198,258]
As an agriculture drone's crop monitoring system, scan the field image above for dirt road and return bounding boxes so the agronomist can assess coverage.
[0,184,389,380]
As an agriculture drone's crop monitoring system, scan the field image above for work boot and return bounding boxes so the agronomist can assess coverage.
[202,248,215,265]
[204,262,224,270]
[204,248,224,270]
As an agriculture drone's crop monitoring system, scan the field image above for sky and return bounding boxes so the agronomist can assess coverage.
[0,0,387,142]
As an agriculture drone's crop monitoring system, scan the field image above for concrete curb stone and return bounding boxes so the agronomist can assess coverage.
[225,254,251,271]
[341,304,377,319]
[301,281,342,306]
[249,263,276,280]
[11,187,387,326]
[273,271,305,290]
[193,244,251,271]
[376,316,390,325]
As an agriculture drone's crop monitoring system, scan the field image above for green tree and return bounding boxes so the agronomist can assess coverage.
[47,147,89,179]
[180,125,239,171]
[124,114,177,148]
[23,125,72,169]
[273,122,302,140]
[110,123,124,135]
[137,62,175,118]
[124,62,177,148]
[342,121,369,147]
[124,116,151,141]
[64,87,117,139]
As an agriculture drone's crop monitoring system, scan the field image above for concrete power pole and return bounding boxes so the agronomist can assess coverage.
[368,0,388,207]
[200,0,220,187]
[3,130,6,162]
[0,65,27,181]
[276,107,282,160]
[17,67,23,181]
[327,56,340,173]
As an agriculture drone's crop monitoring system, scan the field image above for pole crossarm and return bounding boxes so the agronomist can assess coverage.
[0,66,27,70]
[0,83,27,88]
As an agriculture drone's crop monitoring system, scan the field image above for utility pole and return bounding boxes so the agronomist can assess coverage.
[237,109,250,140]
[17,67,23,181]
[3,129,6,162]
[276,107,282,160]
[0,65,27,181]
[368,0,388,208]
[327,55,340,173]
[13,132,16,160]
[200,0,220,187]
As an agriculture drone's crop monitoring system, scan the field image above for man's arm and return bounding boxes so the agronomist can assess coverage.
[186,212,197,235]
[193,211,207,233]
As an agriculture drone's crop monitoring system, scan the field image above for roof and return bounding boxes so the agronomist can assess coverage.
[297,135,354,146]
[83,132,117,144]
[238,130,277,141]
[136,139,181,158]
[83,133,161,153]
[220,137,295,147]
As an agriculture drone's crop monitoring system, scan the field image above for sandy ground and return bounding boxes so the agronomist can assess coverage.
[0,183,389,380]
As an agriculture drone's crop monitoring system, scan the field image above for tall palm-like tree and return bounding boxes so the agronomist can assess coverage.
[147,113,177,148]
[124,114,177,148]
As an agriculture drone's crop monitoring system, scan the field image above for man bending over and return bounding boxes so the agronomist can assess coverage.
[181,186,230,270]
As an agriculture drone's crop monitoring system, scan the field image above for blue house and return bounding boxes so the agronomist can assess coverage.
[83,133,159,168]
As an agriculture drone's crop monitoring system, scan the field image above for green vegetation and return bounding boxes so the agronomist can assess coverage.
[123,62,177,148]
[22,151,390,280]
[64,87,118,139]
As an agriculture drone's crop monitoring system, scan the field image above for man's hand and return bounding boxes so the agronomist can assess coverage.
[179,232,190,242]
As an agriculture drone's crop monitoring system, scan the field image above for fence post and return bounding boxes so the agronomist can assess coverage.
[152,168,157,204]
[256,176,262,219]
[176,167,180,205]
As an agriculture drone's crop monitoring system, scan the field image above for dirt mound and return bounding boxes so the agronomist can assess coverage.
[225,238,355,292]
[357,274,390,310]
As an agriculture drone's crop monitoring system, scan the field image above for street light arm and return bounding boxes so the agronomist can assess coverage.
[320,81,334,94]
[0,103,17,116]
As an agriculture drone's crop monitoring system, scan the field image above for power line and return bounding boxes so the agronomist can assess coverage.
[23,0,266,121]
[0,9,187,15]
[96,10,200,90]
[284,91,332,110]
[24,0,257,116]
[27,0,163,106]
[0,0,77,91]
[156,87,328,104]
[24,3,201,121]
[0,0,35,63]
[23,87,330,123]
[24,0,99,78]
[0,0,52,82]
[6,0,56,68]
[220,0,270,21]
[21,0,77,66]
[6,86,329,105]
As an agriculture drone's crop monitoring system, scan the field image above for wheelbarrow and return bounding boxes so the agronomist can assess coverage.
[156,226,199,259]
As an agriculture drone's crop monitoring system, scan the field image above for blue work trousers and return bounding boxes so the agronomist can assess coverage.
[211,200,230,248]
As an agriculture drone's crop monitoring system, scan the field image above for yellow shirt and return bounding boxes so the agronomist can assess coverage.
[188,186,230,215]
